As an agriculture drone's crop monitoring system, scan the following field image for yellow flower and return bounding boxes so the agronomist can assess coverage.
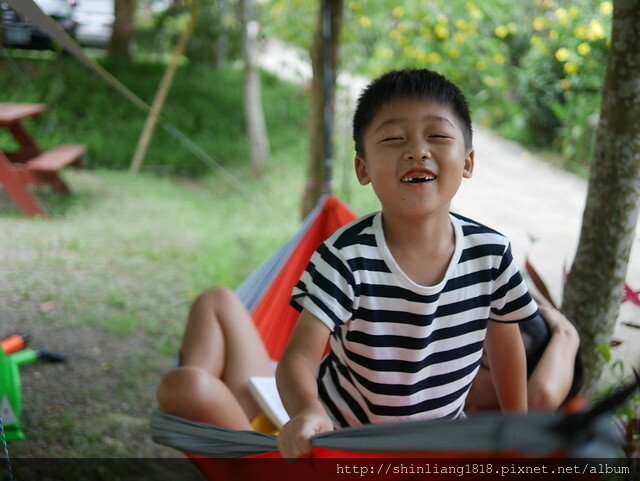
[476,60,487,71]
[564,63,579,75]
[577,42,591,56]
[530,35,542,47]
[455,19,468,31]
[390,29,405,44]
[435,25,449,39]
[437,14,448,24]
[542,0,554,9]
[599,1,613,15]
[358,16,372,28]
[426,52,442,64]
[555,8,568,24]
[349,0,361,10]
[493,53,506,65]
[405,46,420,60]
[392,6,404,18]
[587,19,606,41]
[559,79,571,90]
[466,2,483,20]
[533,17,546,31]
[494,25,509,39]
[447,47,460,59]
[568,6,579,18]
[574,24,588,39]
[420,27,433,38]
[379,47,393,59]
[471,8,483,20]
[507,22,518,34]
[483,76,498,87]
[549,30,559,40]
[454,32,465,45]
[555,47,570,62]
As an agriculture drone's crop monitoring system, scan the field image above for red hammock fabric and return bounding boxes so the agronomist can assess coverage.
[250,195,357,361]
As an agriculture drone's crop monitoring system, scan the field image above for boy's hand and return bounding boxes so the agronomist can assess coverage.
[277,408,334,459]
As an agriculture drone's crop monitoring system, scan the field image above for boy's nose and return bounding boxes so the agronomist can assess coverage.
[403,141,431,161]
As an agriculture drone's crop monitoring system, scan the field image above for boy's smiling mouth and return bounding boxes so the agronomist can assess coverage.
[400,169,437,184]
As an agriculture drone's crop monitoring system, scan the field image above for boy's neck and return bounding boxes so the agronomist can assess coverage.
[380,207,456,287]
[380,207,453,249]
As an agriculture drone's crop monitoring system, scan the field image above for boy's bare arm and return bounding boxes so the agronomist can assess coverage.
[484,321,528,413]
[276,309,333,458]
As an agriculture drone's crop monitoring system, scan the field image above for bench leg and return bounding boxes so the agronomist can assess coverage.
[48,173,71,194]
[0,155,48,217]
[1,178,48,217]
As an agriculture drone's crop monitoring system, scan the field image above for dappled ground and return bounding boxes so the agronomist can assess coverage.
[2,305,171,458]
[0,173,214,473]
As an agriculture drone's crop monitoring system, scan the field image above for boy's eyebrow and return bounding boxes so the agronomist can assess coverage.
[373,115,455,132]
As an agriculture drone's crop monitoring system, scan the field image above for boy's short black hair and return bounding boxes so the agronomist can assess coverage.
[352,68,473,156]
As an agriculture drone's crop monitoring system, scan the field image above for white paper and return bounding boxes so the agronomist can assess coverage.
[248,376,289,429]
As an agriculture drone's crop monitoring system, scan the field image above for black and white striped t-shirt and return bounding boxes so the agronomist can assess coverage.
[291,211,538,428]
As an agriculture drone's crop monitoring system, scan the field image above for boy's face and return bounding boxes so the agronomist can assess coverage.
[355,97,474,220]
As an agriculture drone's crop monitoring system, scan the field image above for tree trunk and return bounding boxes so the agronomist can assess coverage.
[109,0,135,59]
[561,0,640,395]
[302,0,343,217]
[240,0,270,178]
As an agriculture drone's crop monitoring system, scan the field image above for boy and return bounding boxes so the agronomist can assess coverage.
[276,69,539,458]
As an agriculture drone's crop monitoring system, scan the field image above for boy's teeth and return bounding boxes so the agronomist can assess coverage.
[401,174,435,183]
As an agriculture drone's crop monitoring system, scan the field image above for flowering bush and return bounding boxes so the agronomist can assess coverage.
[263,0,613,174]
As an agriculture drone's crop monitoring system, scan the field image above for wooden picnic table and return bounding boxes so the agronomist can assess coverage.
[0,103,48,163]
[0,102,85,217]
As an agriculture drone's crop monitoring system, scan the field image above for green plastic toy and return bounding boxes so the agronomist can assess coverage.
[0,347,38,441]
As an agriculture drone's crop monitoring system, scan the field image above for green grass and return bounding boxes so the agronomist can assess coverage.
[1,161,311,350]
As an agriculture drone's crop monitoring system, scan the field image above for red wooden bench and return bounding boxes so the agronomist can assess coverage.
[0,145,85,217]
[0,103,85,217]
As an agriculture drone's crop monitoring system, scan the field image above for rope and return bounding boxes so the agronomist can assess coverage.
[0,410,15,481]
[0,47,36,93]
[160,123,282,214]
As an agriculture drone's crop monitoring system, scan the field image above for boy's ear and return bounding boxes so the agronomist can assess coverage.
[463,150,475,179]
[355,156,371,185]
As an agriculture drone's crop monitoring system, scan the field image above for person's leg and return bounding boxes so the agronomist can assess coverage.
[157,288,273,428]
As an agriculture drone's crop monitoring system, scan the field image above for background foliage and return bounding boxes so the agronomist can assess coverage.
[263,0,612,175]
[0,57,306,176]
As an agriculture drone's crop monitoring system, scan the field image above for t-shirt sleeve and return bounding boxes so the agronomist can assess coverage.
[490,242,539,323]
[290,242,355,332]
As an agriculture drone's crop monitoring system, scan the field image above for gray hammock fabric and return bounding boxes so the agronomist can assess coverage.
[150,409,623,459]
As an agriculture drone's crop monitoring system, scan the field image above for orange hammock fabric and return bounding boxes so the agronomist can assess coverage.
[244,194,357,361]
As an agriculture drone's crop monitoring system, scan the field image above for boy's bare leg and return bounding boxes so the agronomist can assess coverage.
[157,288,273,429]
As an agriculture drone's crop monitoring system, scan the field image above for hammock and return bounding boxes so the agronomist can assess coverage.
[150,195,629,478]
